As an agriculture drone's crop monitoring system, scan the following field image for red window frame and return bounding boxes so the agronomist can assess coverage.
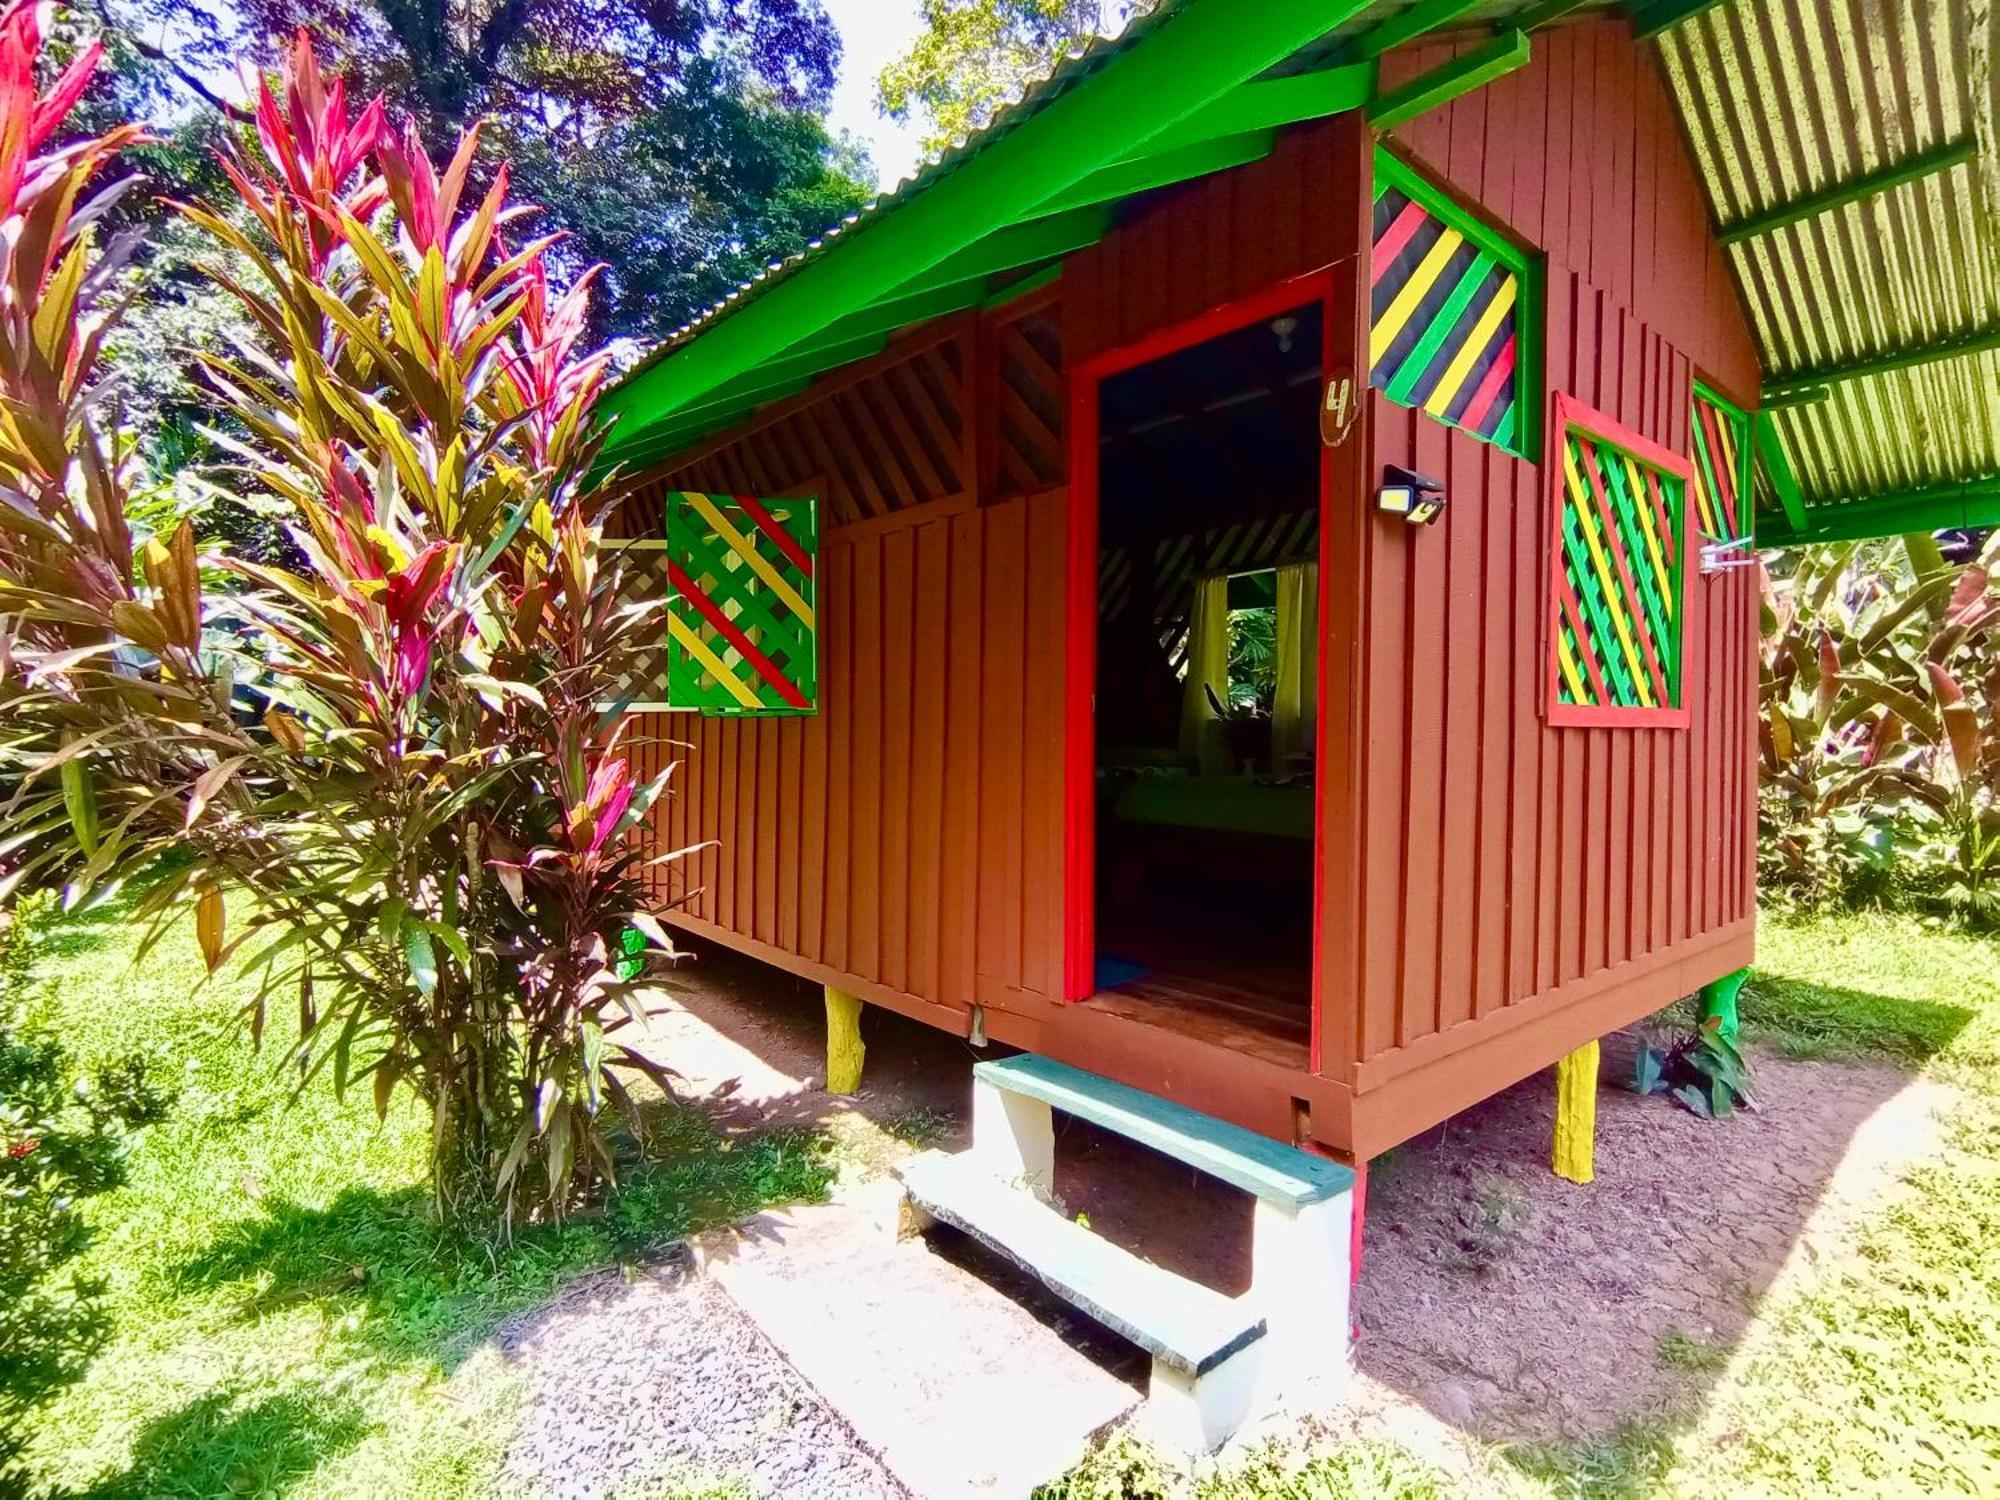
[1542,393,1695,729]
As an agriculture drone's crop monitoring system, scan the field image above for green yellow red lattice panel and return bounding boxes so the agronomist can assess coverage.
[1370,149,1535,457]
[1690,381,1751,542]
[1544,395,1692,727]
[665,491,818,716]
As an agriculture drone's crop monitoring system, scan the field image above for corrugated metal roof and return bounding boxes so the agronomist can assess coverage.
[1657,0,2000,519]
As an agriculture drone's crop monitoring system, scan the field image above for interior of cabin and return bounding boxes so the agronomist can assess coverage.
[1088,299,1323,1061]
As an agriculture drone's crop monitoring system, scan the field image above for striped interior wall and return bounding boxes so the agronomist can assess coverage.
[1099,508,1319,673]
[1369,177,1524,453]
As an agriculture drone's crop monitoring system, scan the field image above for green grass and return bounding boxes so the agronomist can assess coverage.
[17,893,836,1499]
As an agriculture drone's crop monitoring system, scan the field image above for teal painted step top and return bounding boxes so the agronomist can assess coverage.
[974,1054,1354,1210]
[899,1149,1265,1376]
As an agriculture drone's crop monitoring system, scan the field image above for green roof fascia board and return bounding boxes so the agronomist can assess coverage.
[1628,0,1730,41]
[1758,477,2000,548]
[755,277,996,367]
[887,205,1115,299]
[1763,325,2000,401]
[1135,63,1376,158]
[1031,130,1279,219]
[602,0,1377,459]
[1349,0,1486,61]
[1717,136,1978,246]
[637,331,893,433]
[1367,29,1531,131]
[1751,409,1809,534]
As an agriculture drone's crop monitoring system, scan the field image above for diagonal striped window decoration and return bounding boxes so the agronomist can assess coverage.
[664,490,819,716]
[1690,380,1752,542]
[1370,149,1537,458]
[1544,396,1693,728]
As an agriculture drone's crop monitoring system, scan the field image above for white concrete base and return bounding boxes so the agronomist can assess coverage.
[1247,1189,1355,1411]
[1143,1342,1265,1454]
[971,1075,1056,1199]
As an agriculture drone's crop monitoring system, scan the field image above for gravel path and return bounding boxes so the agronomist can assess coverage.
[495,1253,908,1499]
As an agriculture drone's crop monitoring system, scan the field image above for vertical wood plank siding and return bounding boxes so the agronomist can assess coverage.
[1344,18,1759,1140]
[625,20,1758,1158]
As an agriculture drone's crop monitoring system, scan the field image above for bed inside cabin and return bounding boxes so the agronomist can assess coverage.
[1089,302,1322,1065]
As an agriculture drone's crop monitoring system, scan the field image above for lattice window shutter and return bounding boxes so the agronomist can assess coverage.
[1690,382,1752,543]
[1544,396,1693,727]
[664,491,819,716]
[601,540,674,711]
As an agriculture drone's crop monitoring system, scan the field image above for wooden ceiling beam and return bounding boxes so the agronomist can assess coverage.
[1717,136,1978,246]
[1758,477,2000,547]
[1367,29,1531,131]
[1764,325,2000,401]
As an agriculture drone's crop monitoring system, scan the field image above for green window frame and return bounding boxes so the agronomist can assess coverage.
[1369,147,1541,460]
[1690,380,1754,544]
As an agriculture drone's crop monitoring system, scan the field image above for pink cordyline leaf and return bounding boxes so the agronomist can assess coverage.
[0,2,102,224]
[586,762,635,856]
[242,30,387,269]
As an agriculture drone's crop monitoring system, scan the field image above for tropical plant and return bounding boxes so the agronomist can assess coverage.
[0,15,695,1227]
[0,893,170,1490]
[878,0,1157,157]
[1631,1015,1757,1118]
[1758,536,2000,918]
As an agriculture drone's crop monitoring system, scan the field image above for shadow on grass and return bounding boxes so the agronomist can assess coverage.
[75,1387,369,1499]
[1740,970,1977,1065]
[168,1103,836,1370]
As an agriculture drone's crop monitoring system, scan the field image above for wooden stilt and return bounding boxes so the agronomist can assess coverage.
[825,985,865,1094]
[1552,1039,1599,1184]
[1699,967,1748,1041]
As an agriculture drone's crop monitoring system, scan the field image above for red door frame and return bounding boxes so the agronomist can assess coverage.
[1063,265,1340,1073]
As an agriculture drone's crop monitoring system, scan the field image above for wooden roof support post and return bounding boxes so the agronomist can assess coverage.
[1753,411,1810,534]
[826,985,865,1095]
[1552,1039,1599,1185]
[600,0,1376,457]
[1700,970,1747,1043]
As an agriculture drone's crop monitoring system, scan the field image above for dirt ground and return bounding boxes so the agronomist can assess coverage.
[605,940,1955,1451]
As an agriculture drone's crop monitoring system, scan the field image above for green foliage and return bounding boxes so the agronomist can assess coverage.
[0,893,170,1490]
[1630,1017,1757,1119]
[19,895,834,1498]
[878,0,1156,156]
[91,0,871,347]
[0,26,700,1228]
[1758,537,2000,920]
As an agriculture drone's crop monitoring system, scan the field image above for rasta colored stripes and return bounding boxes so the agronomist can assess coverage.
[1545,397,1691,727]
[665,491,819,715]
[1690,384,1749,541]
[1370,182,1524,453]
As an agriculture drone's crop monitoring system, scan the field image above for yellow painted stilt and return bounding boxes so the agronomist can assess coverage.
[1552,1039,1599,1184]
[825,986,865,1095]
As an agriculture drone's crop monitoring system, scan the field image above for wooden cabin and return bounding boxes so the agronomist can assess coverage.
[602,0,1997,1172]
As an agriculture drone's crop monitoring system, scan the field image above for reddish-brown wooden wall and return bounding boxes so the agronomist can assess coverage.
[1336,18,1760,1150]
[626,17,1760,1158]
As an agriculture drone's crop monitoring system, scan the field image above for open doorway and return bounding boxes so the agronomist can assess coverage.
[1086,295,1323,1061]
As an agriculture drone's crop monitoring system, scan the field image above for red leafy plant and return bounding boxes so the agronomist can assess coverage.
[0,17,699,1225]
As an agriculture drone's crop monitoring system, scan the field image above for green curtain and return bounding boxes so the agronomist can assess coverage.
[1272,561,1318,766]
[1178,573,1230,774]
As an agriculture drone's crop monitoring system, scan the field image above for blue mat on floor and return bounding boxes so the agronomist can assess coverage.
[1094,956,1150,990]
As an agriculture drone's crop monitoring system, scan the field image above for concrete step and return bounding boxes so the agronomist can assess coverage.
[897,1149,1264,1378]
